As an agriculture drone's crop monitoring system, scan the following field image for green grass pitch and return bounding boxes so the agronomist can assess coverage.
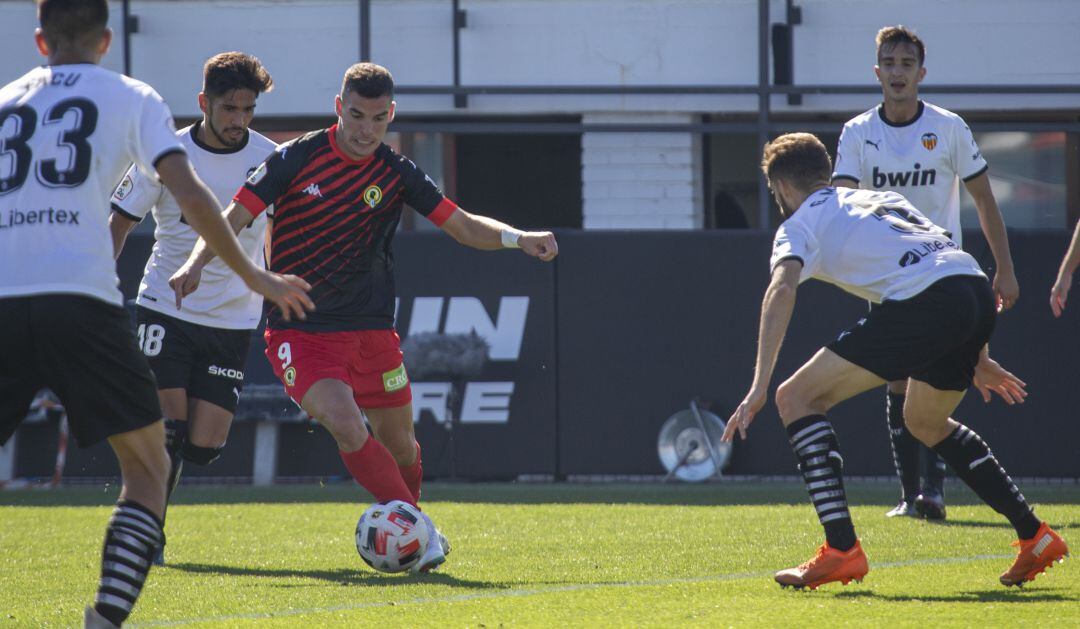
[1,482,1077,627]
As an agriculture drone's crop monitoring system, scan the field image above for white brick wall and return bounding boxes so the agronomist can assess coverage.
[581,113,703,229]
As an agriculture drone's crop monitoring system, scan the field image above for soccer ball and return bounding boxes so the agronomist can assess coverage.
[355,500,429,573]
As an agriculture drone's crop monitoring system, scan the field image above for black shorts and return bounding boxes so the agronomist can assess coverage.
[135,306,252,414]
[0,295,162,447]
[828,274,996,391]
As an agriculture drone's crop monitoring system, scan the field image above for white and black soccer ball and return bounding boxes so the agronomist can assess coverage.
[355,500,429,573]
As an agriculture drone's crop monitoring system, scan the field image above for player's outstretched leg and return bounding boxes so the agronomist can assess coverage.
[884,388,920,518]
[774,415,868,589]
[929,422,1068,585]
[86,422,169,628]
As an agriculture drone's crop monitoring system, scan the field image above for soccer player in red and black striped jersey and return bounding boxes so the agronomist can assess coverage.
[170,62,558,573]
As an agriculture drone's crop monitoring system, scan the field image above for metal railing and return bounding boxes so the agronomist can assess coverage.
[120,0,1080,226]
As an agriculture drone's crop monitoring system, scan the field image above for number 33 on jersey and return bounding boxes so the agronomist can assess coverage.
[0,65,185,306]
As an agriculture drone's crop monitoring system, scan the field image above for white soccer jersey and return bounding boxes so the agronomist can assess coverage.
[770,187,985,303]
[112,122,276,329]
[832,101,988,246]
[0,64,184,306]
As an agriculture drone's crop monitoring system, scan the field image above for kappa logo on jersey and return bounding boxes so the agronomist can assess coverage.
[363,185,383,208]
[921,133,938,151]
[303,183,323,198]
[865,139,881,151]
[247,162,268,185]
[113,174,134,201]
[872,163,937,188]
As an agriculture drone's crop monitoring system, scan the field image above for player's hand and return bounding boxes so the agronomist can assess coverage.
[993,269,1019,312]
[972,354,1027,405]
[247,270,314,322]
[168,263,204,310]
[519,232,559,262]
[722,386,767,442]
[1050,270,1072,318]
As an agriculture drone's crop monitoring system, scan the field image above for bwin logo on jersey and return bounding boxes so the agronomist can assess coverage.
[872,164,937,188]
[921,133,938,151]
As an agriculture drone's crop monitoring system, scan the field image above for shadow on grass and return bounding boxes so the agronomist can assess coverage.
[2,482,1079,508]
[833,587,1077,603]
[167,561,505,590]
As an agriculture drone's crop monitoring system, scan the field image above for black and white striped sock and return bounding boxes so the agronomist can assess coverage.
[886,391,920,502]
[94,500,164,626]
[932,424,1040,539]
[787,415,857,551]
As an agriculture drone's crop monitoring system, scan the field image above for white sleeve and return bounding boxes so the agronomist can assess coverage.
[770,218,819,281]
[110,162,162,221]
[129,86,185,175]
[832,123,863,183]
[951,119,989,182]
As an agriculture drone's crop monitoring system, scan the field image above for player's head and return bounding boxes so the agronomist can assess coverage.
[334,62,396,160]
[35,0,111,62]
[874,25,926,103]
[198,52,274,148]
[761,133,832,217]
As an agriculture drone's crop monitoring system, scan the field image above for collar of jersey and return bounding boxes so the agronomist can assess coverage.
[877,100,925,128]
[189,120,249,154]
[327,124,378,165]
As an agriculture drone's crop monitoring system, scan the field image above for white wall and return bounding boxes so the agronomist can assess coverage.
[3,0,1077,117]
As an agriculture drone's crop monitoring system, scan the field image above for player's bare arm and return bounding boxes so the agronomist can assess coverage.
[155,154,313,320]
[439,208,559,261]
[1050,216,1080,317]
[964,172,1019,311]
[169,200,257,305]
[109,212,140,260]
[723,259,801,442]
[832,176,858,189]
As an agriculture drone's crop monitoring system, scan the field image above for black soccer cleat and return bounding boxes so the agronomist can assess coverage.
[914,491,947,521]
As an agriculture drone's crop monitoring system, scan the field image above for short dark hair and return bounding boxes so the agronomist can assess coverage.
[761,133,832,191]
[341,62,394,99]
[37,0,108,49]
[876,25,925,66]
[203,52,274,99]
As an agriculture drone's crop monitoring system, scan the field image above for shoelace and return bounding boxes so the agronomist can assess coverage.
[798,545,830,571]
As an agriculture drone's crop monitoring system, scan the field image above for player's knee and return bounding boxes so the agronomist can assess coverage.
[386,439,417,466]
[775,379,807,421]
[182,441,225,466]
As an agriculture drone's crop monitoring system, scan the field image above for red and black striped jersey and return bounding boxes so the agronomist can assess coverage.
[235,125,457,331]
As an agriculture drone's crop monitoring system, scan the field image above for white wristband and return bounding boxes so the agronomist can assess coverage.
[501,227,524,249]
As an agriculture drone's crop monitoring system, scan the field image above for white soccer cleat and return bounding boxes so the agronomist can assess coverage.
[410,512,448,574]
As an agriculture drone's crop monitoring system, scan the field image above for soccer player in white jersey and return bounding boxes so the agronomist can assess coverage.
[109,52,277,567]
[831,26,1019,521]
[0,2,312,627]
[721,133,1067,590]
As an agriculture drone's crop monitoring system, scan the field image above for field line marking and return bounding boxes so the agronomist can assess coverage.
[131,553,1012,628]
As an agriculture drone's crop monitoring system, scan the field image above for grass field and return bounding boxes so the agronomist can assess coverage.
[1,481,1077,628]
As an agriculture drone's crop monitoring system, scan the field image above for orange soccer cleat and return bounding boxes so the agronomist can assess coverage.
[999,522,1069,587]
[775,540,869,590]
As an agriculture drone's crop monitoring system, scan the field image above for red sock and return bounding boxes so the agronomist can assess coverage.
[340,437,415,506]
[398,441,423,504]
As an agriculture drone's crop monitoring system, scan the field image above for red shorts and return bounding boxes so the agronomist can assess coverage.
[264,328,412,409]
